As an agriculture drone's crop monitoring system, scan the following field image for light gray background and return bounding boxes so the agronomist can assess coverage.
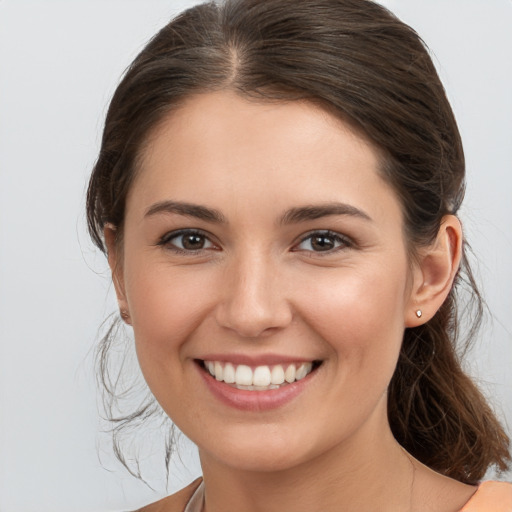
[0,1,511,511]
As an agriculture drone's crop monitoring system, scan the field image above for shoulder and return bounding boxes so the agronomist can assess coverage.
[133,478,203,512]
[460,481,512,512]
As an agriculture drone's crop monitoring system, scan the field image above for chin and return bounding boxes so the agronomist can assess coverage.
[195,421,336,475]
[200,443,310,474]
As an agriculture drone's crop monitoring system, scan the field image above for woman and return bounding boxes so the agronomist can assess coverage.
[87,0,512,510]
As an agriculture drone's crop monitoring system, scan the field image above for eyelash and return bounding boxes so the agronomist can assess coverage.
[293,230,353,255]
[158,229,217,254]
[158,229,353,255]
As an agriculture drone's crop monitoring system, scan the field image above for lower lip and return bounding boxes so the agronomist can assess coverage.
[197,363,317,412]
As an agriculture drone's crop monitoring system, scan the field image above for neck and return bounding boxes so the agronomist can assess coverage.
[199,407,415,512]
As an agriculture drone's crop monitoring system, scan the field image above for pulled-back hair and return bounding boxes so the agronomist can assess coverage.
[87,0,510,484]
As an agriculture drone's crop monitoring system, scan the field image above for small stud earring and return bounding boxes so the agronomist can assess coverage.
[120,309,130,321]
[415,310,422,318]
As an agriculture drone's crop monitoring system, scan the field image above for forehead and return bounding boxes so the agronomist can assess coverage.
[129,91,401,225]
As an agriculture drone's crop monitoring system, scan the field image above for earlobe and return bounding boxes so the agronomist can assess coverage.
[104,224,130,323]
[406,215,463,327]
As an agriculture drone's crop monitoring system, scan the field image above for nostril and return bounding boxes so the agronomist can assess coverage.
[214,302,293,339]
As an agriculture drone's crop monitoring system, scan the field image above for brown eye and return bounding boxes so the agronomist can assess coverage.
[295,231,351,253]
[181,233,206,250]
[161,230,215,252]
[310,235,335,251]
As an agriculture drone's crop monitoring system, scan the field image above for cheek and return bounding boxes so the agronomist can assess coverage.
[126,255,213,328]
[301,262,408,329]
[123,262,216,385]
[296,264,408,375]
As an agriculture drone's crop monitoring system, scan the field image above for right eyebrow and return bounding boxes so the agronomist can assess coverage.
[279,202,372,225]
[144,200,227,224]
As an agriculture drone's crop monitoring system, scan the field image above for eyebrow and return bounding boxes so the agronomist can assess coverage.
[144,200,227,223]
[144,200,371,225]
[279,203,372,224]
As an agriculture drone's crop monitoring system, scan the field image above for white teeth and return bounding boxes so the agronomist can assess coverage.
[235,364,253,386]
[284,364,296,383]
[253,366,271,387]
[270,365,285,385]
[214,361,224,381]
[295,362,312,380]
[204,360,317,389]
[223,362,235,384]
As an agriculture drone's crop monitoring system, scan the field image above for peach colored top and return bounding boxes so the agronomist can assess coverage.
[459,481,512,512]
[182,480,512,512]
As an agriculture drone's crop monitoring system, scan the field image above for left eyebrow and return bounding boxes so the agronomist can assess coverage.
[144,200,227,223]
[279,203,372,225]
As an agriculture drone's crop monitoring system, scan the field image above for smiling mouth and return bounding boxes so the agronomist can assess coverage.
[198,360,322,391]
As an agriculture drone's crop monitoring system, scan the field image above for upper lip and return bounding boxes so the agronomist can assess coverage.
[196,353,319,366]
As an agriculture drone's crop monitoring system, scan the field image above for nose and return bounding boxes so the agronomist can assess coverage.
[214,251,293,338]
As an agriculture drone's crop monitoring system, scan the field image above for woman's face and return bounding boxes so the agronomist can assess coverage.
[112,91,420,473]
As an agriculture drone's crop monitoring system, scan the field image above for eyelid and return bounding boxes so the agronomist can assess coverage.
[157,228,353,255]
[158,228,219,253]
[292,230,354,253]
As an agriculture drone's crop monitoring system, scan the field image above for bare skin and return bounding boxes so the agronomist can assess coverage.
[200,405,477,512]
[106,91,476,511]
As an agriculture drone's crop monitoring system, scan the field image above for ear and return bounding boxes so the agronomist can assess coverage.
[405,215,463,327]
[104,224,131,324]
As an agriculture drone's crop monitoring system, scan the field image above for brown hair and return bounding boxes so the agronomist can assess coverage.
[87,0,510,483]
